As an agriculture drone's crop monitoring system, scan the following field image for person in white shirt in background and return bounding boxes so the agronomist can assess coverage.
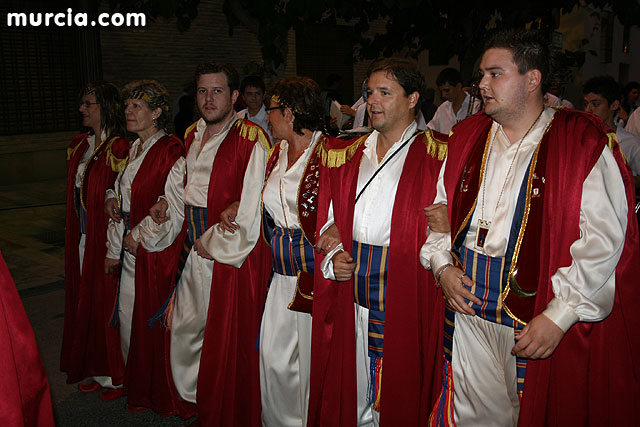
[583,75,640,190]
[237,75,272,141]
[427,67,481,135]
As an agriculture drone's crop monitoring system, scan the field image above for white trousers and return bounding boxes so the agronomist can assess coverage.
[259,274,312,427]
[117,250,136,364]
[354,304,376,427]
[169,249,214,403]
[451,313,520,427]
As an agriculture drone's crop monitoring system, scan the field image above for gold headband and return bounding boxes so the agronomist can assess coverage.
[129,89,169,112]
[270,94,303,115]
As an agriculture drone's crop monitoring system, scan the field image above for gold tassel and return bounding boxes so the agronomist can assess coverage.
[320,134,368,168]
[606,132,628,165]
[236,120,272,153]
[420,129,448,160]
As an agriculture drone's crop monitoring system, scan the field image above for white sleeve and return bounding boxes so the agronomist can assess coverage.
[198,142,267,267]
[419,159,453,275]
[130,158,185,252]
[625,109,640,137]
[319,202,344,281]
[543,147,627,332]
[106,218,124,260]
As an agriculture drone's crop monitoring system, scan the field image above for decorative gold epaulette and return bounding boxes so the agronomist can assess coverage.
[235,119,271,153]
[105,137,129,173]
[420,129,448,161]
[184,121,198,140]
[319,134,369,168]
[606,132,628,164]
[67,135,87,160]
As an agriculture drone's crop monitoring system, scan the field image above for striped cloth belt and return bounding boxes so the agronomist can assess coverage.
[74,188,88,234]
[177,205,208,276]
[352,240,389,410]
[271,226,314,276]
[122,212,131,233]
[149,205,208,329]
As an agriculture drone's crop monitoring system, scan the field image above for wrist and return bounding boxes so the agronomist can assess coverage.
[435,263,454,287]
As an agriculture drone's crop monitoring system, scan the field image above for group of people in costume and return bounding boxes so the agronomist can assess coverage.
[61,28,640,427]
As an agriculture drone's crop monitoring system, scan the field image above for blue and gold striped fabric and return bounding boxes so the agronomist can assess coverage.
[177,205,208,276]
[122,212,131,233]
[271,226,314,276]
[352,240,389,408]
[75,188,87,234]
[443,246,526,393]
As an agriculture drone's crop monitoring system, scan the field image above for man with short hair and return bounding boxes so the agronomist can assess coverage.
[583,75,640,188]
[309,58,447,426]
[149,61,271,425]
[427,67,480,134]
[237,75,271,140]
[421,29,640,426]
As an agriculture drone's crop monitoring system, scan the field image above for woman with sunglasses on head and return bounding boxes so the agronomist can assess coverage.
[103,80,188,417]
[62,81,129,396]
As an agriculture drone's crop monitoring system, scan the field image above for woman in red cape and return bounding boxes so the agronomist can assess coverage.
[104,80,188,416]
[61,81,128,393]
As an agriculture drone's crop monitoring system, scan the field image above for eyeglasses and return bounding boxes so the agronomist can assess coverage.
[79,101,100,108]
[265,106,284,115]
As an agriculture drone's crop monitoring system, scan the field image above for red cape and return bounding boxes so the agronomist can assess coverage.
[0,250,54,427]
[192,119,272,426]
[121,135,190,416]
[62,133,129,384]
[444,109,640,426]
[308,130,447,426]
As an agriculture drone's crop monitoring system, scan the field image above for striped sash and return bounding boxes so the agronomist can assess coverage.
[122,212,131,233]
[149,205,207,329]
[352,240,388,410]
[271,226,314,276]
[74,188,87,234]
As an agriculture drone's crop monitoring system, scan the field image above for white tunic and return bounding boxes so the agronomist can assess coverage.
[105,130,170,365]
[320,122,421,426]
[419,107,627,426]
[626,107,640,138]
[259,131,321,427]
[427,94,481,135]
[161,115,268,403]
[617,124,640,176]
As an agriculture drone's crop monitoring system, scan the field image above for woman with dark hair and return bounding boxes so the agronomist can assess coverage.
[61,81,129,396]
[257,76,329,426]
[104,80,188,416]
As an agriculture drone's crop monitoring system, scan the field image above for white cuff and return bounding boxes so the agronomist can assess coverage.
[430,251,454,279]
[542,297,580,333]
[320,243,344,281]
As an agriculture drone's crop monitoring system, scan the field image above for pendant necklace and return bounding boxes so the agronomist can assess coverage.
[476,108,544,250]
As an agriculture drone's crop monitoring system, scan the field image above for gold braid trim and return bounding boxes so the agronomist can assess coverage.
[319,134,369,168]
[235,119,271,153]
[420,129,448,160]
[67,135,87,160]
[184,121,198,141]
[104,137,129,173]
[606,132,628,164]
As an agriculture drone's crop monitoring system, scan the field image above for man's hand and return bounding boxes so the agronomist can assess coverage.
[218,201,240,234]
[105,197,121,223]
[193,238,214,260]
[123,232,139,255]
[438,265,481,315]
[104,257,120,274]
[333,251,356,282]
[512,314,565,359]
[425,203,450,233]
[150,199,169,224]
[315,224,341,255]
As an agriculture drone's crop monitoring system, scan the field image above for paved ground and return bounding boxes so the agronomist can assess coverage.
[0,179,193,426]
